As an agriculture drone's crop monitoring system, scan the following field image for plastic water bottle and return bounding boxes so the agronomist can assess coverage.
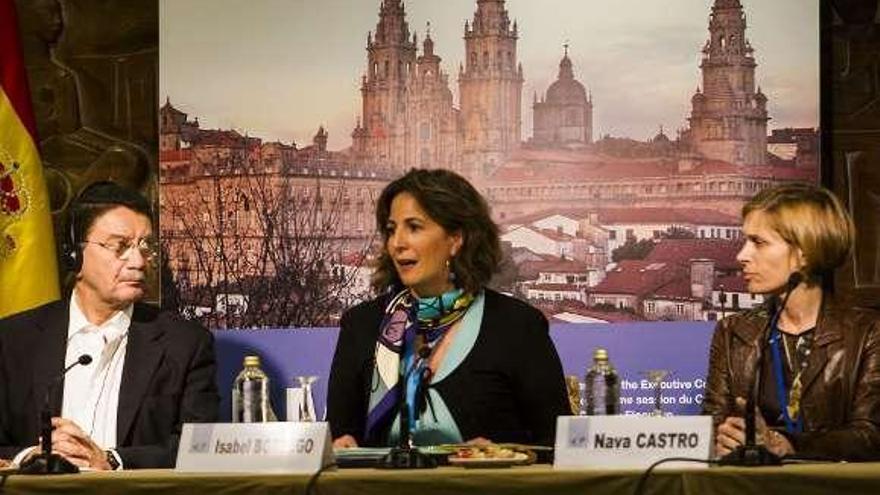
[584,348,620,415]
[232,355,275,422]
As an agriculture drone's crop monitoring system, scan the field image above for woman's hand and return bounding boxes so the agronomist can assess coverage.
[715,397,794,458]
[332,435,359,449]
[715,414,746,457]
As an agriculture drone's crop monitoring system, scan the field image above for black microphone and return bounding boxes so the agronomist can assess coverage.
[720,272,802,466]
[19,354,93,475]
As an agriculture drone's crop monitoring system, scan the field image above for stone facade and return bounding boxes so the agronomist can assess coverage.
[352,0,522,181]
[686,0,769,166]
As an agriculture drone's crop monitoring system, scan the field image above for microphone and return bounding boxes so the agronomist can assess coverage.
[378,345,437,469]
[720,272,802,466]
[19,354,93,475]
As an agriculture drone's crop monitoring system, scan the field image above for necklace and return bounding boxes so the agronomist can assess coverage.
[780,330,814,422]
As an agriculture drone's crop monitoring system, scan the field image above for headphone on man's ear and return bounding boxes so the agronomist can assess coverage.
[63,182,103,274]
[62,205,82,273]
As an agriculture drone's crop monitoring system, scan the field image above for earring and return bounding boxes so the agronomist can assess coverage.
[446,259,456,283]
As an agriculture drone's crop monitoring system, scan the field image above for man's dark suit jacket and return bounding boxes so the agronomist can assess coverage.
[327,288,570,447]
[0,300,220,468]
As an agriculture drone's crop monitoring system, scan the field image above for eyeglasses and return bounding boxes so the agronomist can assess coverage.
[82,237,158,262]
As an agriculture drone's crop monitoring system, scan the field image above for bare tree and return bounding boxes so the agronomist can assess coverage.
[160,154,377,329]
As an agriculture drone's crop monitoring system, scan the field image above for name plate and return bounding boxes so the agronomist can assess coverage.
[176,422,334,473]
[554,415,712,470]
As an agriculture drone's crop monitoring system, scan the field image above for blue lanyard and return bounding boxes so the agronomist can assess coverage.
[768,320,804,434]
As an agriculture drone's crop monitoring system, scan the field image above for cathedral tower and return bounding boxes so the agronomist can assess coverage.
[356,0,418,171]
[404,29,459,169]
[688,0,768,166]
[458,0,523,179]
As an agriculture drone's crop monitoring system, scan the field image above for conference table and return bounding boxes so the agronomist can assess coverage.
[2,462,879,495]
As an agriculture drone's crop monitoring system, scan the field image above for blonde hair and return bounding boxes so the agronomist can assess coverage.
[742,182,855,282]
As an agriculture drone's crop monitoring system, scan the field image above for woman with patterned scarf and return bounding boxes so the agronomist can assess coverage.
[327,168,569,448]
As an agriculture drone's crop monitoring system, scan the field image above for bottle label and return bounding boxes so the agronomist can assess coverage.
[242,380,264,422]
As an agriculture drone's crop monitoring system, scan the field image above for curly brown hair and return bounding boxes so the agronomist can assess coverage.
[372,168,501,294]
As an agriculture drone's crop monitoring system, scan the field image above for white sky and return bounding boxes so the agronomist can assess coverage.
[160,0,819,149]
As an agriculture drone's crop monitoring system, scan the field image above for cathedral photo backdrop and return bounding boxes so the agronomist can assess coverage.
[158,0,819,330]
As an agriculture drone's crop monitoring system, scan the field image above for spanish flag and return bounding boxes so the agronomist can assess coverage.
[0,0,60,318]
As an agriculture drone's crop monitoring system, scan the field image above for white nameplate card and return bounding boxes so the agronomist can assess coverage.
[554,415,712,470]
[176,422,334,473]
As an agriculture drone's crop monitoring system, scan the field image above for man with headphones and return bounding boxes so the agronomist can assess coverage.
[0,181,219,469]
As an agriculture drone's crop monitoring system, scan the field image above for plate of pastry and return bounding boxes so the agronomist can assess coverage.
[447,445,531,468]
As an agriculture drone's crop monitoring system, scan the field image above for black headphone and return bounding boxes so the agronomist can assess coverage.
[62,198,83,273]
[63,181,113,273]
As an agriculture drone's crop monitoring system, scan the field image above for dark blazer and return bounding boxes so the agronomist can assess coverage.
[0,299,220,468]
[702,298,880,461]
[327,288,569,446]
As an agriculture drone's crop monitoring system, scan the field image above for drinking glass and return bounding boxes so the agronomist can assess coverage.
[642,369,669,416]
[296,375,318,422]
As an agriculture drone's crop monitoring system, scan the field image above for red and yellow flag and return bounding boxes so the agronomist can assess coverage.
[0,0,60,318]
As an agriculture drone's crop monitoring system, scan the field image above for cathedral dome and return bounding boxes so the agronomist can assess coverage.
[546,78,587,104]
[545,54,587,104]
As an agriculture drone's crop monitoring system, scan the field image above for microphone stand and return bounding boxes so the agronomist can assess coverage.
[19,355,93,475]
[719,273,802,466]
[378,349,437,469]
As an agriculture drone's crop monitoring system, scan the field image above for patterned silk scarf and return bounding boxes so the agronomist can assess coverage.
[365,287,474,443]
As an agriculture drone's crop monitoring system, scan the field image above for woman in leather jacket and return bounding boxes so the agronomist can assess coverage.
[704,182,880,461]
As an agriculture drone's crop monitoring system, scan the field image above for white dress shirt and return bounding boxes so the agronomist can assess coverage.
[12,294,131,469]
[61,293,131,451]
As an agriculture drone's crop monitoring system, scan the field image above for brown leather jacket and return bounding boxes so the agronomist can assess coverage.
[702,298,880,461]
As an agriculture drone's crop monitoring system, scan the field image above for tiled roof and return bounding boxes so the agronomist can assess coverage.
[651,276,700,301]
[536,228,573,241]
[528,283,585,292]
[519,259,592,275]
[590,260,684,296]
[644,239,741,271]
[193,131,239,146]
